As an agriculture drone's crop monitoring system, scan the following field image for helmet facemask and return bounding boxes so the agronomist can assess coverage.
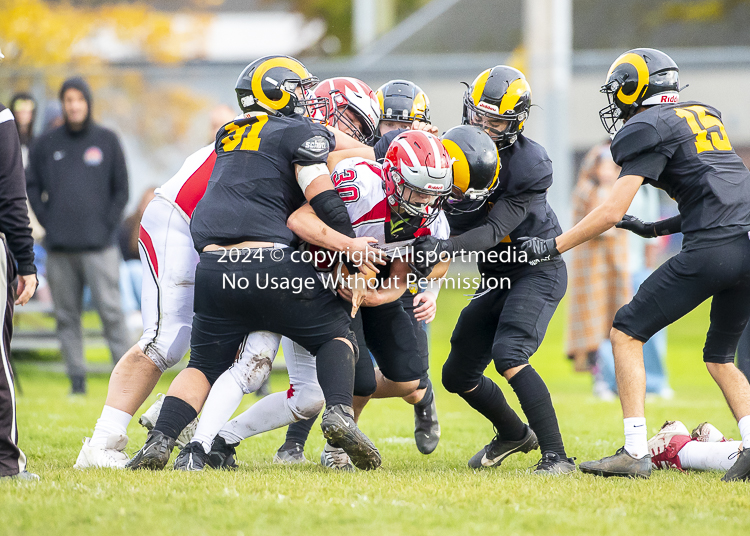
[387,168,448,227]
[326,89,375,144]
[463,94,527,151]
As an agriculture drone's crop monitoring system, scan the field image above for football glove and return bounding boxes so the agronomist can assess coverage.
[615,215,657,239]
[410,236,453,278]
[518,236,559,263]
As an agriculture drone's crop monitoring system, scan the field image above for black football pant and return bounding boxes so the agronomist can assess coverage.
[614,233,750,364]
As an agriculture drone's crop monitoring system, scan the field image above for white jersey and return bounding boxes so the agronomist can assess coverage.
[332,157,450,244]
[155,144,216,222]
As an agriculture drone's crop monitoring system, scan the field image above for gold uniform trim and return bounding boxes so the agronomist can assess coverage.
[251,57,310,111]
[607,52,649,106]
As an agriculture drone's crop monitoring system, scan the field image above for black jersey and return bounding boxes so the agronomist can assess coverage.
[611,101,750,249]
[191,113,335,250]
[447,134,562,274]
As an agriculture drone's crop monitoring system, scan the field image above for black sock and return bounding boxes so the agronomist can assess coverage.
[315,338,355,408]
[284,413,319,447]
[459,376,526,441]
[508,366,567,458]
[153,396,198,440]
[414,378,434,409]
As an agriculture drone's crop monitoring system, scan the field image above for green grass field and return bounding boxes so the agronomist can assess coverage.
[2,289,749,536]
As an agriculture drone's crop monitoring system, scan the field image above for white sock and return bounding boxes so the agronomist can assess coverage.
[191,371,246,454]
[218,391,295,445]
[90,406,132,448]
[738,415,750,449]
[677,440,743,471]
[623,417,648,459]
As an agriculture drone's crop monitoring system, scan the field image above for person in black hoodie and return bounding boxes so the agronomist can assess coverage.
[26,76,130,394]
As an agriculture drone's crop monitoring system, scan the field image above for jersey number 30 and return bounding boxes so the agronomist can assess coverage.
[331,168,360,202]
[674,105,732,153]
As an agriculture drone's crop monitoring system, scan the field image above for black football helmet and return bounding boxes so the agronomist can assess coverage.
[376,80,430,127]
[599,48,680,135]
[462,66,531,150]
[441,125,500,213]
[234,55,327,118]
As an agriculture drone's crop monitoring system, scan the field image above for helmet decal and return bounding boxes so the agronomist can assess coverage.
[608,52,650,106]
[441,138,470,194]
[471,69,492,106]
[498,77,531,115]
[250,56,309,111]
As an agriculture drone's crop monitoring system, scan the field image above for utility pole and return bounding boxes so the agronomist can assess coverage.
[352,0,378,54]
[524,0,573,228]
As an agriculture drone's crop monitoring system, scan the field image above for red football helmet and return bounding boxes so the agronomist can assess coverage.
[382,130,453,225]
[312,77,380,144]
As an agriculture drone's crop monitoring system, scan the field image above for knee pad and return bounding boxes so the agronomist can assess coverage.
[287,382,325,420]
[491,340,530,376]
[140,324,191,372]
[704,328,743,364]
[442,356,476,394]
[228,331,280,394]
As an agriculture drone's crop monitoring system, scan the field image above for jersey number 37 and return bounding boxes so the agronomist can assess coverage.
[674,105,732,154]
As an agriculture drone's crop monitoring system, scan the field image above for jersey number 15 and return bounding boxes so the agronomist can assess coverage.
[674,105,732,153]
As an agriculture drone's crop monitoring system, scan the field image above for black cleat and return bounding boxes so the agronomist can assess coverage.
[579,447,651,478]
[533,451,577,474]
[126,430,175,470]
[174,441,209,471]
[320,404,381,471]
[273,442,308,465]
[468,425,539,469]
[207,436,239,470]
[414,396,440,455]
[722,447,750,482]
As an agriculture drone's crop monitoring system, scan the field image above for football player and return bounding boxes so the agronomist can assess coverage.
[411,66,576,474]
[74,73,375,469]
[520,48,750,481]
[376,79,431,136]
[126,56,384,472]
[648,421,743,473]
[174,129,454,471]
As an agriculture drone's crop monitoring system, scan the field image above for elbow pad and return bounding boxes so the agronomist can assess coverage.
[309,190,356,239]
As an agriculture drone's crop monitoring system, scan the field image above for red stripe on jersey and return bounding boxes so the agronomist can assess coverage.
[139,226,159,278]
[174,150,217,219]
[352,198,389,226]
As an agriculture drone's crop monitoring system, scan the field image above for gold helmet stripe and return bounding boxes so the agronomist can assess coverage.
[376,88,385,115]
[411,91,430,121]
[607,52,649,106]
[251,57,310,111]
[488,146,500,191]
[498,78,530,115]
[471,69,492,106]
[442,139,470,194]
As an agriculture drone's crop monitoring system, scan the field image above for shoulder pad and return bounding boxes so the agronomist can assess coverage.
[296,135,330,160]
[501,138,553,195]
[611,119,662,166]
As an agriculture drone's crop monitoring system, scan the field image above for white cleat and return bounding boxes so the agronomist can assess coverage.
[74,435,129,469]
[138,393,165,431]
[691,422,726,442]
[138,393,198,448]
[320,443,355,472]
[648,421,691,470]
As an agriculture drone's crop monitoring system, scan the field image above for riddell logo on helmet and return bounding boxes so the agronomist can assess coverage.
[425,183,445,191]
[478,101,499,113]
[660,94,678,103]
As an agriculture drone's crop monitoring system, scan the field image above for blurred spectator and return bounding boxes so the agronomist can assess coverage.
[566,143,630,382]
[209,103,236,142]
[26,76,130,395]
[8,93,35,166]
[118,187,156,336]
[9,93,50,303]
[0,97,39,480]
[596,185,673,399]
[41,101,63,132]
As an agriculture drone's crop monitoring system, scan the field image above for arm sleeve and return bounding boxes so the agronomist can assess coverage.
[107,134,129,229]
[308,190,356,239]
[449,191,536,252]
[0,116,36,274]
[25,138,47,228]
[654,214,682,236]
